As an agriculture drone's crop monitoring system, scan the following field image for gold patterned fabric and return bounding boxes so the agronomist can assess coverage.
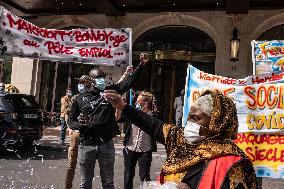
[162,90,257,188]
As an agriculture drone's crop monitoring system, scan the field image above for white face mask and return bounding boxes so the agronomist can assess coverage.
[183,121,206,144]
[66,91,72,96]
[77,84,85,93]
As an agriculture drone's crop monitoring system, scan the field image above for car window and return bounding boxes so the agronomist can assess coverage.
[22,98,33,107]
[4,95,39,108]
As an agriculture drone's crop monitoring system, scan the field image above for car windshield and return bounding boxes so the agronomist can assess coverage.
[4,95,40,108]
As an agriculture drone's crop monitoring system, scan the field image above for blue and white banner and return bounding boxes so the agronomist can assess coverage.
[183,65,284,178]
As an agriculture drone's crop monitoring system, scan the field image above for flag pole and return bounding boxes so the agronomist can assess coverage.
[129,29,133,106]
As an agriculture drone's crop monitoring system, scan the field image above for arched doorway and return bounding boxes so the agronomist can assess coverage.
[257,24,284,40]
[132,26,216,123]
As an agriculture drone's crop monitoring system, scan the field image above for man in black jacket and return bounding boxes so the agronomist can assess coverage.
[69,53,149,189]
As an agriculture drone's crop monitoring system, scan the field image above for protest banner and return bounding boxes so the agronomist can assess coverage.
[252,40,284,75]
[0,6,131,66]
[235,133,284,178]
[183,65,284,178]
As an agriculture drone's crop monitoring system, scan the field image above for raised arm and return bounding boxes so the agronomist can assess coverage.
[114,53,149,95]
[104,90,165,144]
[116,66,133,84]
[122,105,165,144]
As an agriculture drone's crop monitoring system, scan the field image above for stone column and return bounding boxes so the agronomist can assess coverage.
[31,59,42,102]
[11,57,42,100]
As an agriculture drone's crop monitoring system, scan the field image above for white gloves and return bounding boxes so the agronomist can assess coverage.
[160,182,178,189]
[139,181,178,189]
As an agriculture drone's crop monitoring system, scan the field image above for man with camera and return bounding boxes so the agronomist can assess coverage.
[69,53,149,189]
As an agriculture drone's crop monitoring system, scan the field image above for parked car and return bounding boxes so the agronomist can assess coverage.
[0,93,43,148]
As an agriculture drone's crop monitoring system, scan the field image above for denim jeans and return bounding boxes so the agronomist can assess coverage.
[78,139,115,189]
[65,131,80,189]
[60,117,67,143]
[123,148,152,189]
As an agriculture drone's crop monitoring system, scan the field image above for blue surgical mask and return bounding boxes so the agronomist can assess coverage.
[77,84,85,93]
[95,78,106,91]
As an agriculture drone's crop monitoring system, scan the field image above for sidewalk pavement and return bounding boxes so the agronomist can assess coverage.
[38,126,166,160]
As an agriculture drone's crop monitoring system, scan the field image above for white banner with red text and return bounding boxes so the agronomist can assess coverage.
[0,6,131,66]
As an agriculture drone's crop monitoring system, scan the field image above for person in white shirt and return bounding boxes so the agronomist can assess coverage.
[174,89,184,127]
[123,91,157,189]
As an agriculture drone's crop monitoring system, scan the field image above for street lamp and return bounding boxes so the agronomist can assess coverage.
[230,27,240,62]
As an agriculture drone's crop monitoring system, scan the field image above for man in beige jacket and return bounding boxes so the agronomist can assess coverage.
[60,88,72,144]
[65,75,89,189]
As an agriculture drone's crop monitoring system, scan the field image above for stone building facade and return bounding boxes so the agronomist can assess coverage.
[8,9,284,113]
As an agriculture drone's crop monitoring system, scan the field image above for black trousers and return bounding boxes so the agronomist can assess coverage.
[123,148,152,189]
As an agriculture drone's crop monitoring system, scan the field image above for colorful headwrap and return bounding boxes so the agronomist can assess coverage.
[192,93,214,117]
[161,90,257,188]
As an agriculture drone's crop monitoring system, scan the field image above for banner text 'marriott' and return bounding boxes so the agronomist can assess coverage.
[6,13,128,47]
[199,72,246,85]
[6,13,69,41]
[199,70,284,85]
